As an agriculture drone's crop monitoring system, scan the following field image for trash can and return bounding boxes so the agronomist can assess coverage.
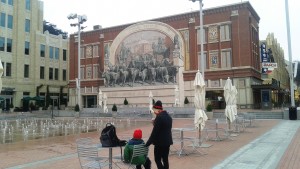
[289,107,297,120]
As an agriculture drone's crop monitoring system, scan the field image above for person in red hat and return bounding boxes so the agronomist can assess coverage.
[124,129,151,169]
[146,100,173,169]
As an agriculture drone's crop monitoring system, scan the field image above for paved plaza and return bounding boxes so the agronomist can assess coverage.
[0,115,299,169]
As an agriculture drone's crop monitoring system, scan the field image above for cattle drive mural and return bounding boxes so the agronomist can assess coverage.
[102,31,180,87]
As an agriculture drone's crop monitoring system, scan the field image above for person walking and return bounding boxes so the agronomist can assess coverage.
[124,129,151,169]
[146,100,173,169]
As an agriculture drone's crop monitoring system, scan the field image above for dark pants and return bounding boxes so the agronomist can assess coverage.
[136,157,151,169]
[154,145,170,169]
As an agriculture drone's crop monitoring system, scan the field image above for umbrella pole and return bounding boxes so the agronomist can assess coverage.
[227,118,231,130]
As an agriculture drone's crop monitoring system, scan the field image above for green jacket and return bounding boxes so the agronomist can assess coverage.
[124,139,146,165]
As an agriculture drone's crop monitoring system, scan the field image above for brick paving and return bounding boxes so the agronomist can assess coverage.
[2,117,294,169]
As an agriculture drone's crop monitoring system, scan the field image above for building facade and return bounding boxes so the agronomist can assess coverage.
[254,33,290,109]
[0,0,69,111]
[69,2,261,109]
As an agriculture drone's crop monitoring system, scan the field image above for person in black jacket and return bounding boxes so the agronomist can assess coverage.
[146,100,173,169]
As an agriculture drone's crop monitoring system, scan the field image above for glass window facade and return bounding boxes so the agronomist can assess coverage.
[55,47,59,59]
[40,44,45,57]
[63,49,67,61]
[25,19,30,32]
[40,66,44,79]
[25,41,30,55]
[25,0,30,10]
[0,37,4,51]
[49,46,54,59]
[49,68,53,80]
[0,13,6,27]
[6,38,12,52]
[24,64,29,78]
[6,62,11,76]
[7,15,13,29]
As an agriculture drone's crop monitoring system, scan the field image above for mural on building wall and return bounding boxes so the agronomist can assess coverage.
[102,31,180,87]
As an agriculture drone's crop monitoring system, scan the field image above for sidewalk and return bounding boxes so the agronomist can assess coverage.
[0,118,299,169]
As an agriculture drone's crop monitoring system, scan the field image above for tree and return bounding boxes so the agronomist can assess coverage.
[206,103,213,112]
[75,104,80,112]
[112,104,117,112]
[184,97,189,104]
[124,98,128,105]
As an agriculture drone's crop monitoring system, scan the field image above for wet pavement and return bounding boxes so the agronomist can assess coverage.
[0,115,299,169]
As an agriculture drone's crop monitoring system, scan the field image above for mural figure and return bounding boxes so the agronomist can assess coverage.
[102,31,180,87]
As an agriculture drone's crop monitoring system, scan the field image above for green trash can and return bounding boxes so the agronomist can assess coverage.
[289,107,297,120]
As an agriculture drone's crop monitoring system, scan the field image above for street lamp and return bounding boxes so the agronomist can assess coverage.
[285,0,295,107]
[68,13,87,109]
[190,0,204,78]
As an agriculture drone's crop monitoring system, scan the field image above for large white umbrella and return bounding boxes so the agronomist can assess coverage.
[230,86,238,116]
[103,93,108,113]
[0,61,3,92]
[224,78,235,129]
[194,71,207,131]
[98,90,103,108]
[149,91,156,120]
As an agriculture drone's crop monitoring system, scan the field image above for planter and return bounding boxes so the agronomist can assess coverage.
[74,111,80,118]
[112,111,117,118]
[206,111,213,120]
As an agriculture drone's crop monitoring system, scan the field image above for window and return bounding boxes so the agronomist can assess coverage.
[6,38,12,52]
[221,50,231,68]
[49,46,54,59]
[86,65,92,79]
[0,37,4,51]
[63,49,67,61]
[25,41,30,55]
[40,66,44,79]
[63,69,67,81]
[25,0,30,10]
[1,0,6,3]
[40,44,45,57]
[93,45,98,57]
[8,0,12,5]
[6,62,11,76]
[197,28,207,44]
[7,15,13,29]
[93,64,99,78]
[220,25,231,41]
[209,51,218,69]
[0,13,5,27]
[80,67,84,79]
[24,64,29,78]
[49,68,53,80]
[54,68,58,80]
[55,47,59,59]
[25,19,30,32]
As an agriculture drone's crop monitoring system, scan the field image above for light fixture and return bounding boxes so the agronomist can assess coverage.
[68,13,87,109]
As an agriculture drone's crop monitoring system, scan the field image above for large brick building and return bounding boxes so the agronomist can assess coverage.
[69,2,262,109]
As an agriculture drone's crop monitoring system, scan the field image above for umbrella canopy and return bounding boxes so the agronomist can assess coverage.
[224,78,236,123]
[0,61,3,92]
[230,86,238,116]
[98,90,103,107]
[194,71,207,130]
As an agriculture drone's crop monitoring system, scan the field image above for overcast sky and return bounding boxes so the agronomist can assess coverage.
[42,0,299,61]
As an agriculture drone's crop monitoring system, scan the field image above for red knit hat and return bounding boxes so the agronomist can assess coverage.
[153,100,163,110]
[133,129,142,139]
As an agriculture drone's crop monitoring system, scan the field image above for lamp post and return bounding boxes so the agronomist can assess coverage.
[190,0,204,78]
[68,13,87,109]
[285,0,295,107]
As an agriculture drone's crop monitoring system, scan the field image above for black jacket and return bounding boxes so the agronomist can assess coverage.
[146,111,173,146]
